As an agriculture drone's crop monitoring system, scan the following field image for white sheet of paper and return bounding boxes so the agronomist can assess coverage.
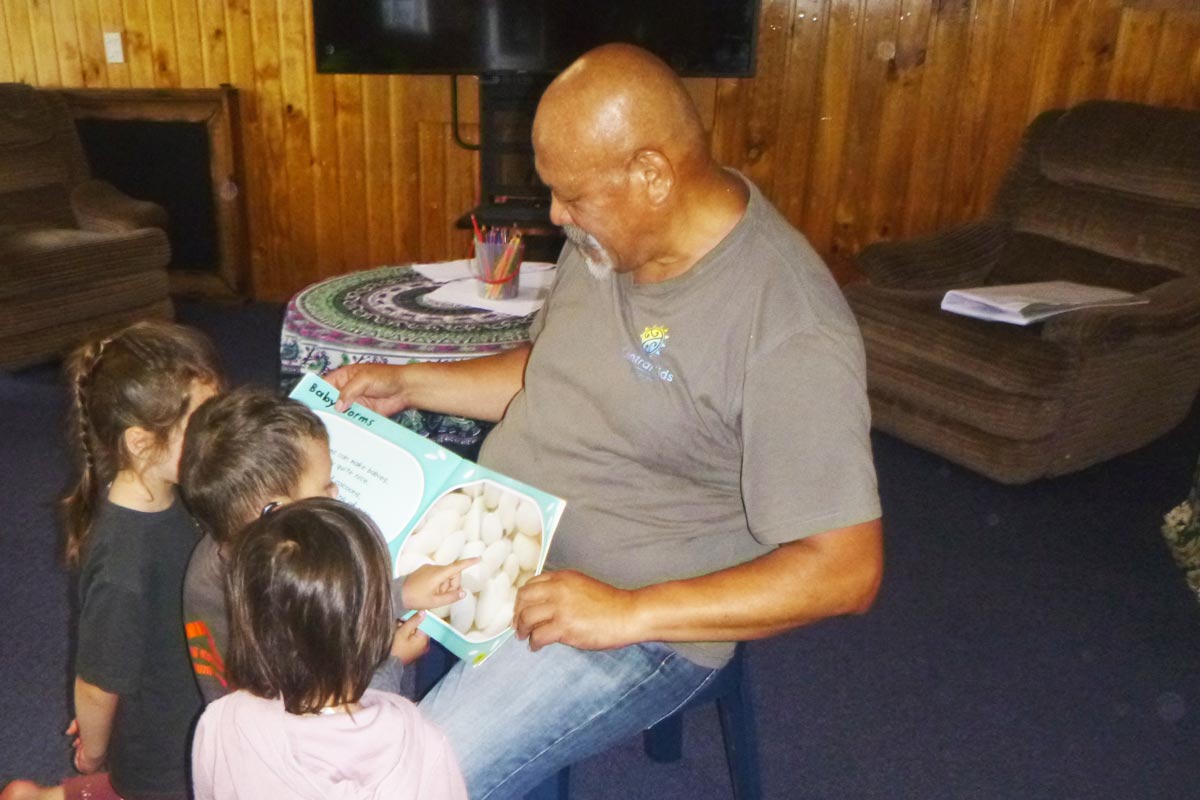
[315,410,425,543]
[413,259,556,285]
[423,266,557,317]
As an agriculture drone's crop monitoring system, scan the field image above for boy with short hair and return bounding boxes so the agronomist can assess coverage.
[179,387,468,702]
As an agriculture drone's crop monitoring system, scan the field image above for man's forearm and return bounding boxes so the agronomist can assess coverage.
[623,518,883,643]
[402,344,530,422]
[74,676,118,764]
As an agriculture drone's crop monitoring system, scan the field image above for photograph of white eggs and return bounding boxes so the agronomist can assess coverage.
[395,479,550,643]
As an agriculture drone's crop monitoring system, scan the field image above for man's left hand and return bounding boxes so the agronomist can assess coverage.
[513,570,639,651]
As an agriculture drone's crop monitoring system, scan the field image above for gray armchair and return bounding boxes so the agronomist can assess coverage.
[0,83,172,369]
[844,101,1200,483]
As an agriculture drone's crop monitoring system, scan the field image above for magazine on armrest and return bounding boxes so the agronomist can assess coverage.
[940,280,1147,326]
[289,373,565,666]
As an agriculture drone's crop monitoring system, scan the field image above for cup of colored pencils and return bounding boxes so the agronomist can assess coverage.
[471,225,524,301]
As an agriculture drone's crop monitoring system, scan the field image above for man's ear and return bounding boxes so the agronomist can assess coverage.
[123,426,156,463]
[629,149,674,206]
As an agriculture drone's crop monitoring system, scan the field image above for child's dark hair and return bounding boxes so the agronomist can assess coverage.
[62,320,223,568]
[225,498,394,714]
[179,387,329,546]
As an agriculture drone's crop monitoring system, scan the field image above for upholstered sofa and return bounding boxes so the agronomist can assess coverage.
[844,101,1200,484]
[0,83,173,370]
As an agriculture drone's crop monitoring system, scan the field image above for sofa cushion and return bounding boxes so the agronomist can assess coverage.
[1040,101,1200,207]
[0,184,75,228]
[1007,177,1200,276]
[844,285,1078,441]
[0,225,170,299]
[987,232,1181,292]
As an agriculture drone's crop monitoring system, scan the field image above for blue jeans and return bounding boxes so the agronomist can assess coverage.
[419,640,717,799]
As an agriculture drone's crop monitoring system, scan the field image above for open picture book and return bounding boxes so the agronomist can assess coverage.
[289,373,566,666]
[940,280,1147,326]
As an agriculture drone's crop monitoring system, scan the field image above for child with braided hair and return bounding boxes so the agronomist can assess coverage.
[1,320,223,800]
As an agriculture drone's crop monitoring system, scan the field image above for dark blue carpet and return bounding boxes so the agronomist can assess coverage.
[1,300,1197,799]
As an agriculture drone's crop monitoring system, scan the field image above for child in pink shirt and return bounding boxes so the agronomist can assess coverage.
[191,498,467,800]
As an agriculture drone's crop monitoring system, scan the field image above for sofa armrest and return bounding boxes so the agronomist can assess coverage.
[854,220,1008,290]
[71,180,168,233]
[1040,276,1200,350]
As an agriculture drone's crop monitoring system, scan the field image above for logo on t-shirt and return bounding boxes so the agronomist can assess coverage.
[641,325,669,356]
[625,325,674,382]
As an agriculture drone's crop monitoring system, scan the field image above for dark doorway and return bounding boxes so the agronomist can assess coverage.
[76,118,219,272]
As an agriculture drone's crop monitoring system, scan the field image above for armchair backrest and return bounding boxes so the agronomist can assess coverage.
[0,83,90,228]
[992,101,1200,281]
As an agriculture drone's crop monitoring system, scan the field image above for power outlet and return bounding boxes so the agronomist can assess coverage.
[103,31,125,64]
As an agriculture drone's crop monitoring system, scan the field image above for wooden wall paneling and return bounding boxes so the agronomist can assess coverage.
[73,0,109,86]
[0,5,16,82]
[1191,17,1200,105]
[145,0,180,86]
[709,77,746,171]
[680,77,717,131]
[3,2,36,83]
[333,74,369,272]
[246,0,289,296]
[940,0,1006,223]
[3,0,1198,300]
[407,77,459,263]
[1108,7,1165,97]
[901,0,972,236]
[711,0,795,198]
[171,0,204,87]
[121,0,158,87]
[443,119,479,261]
[864,0,933,244]
[25,0,61,85]
[308,72,344,287]
[1027,0,1094,111]
[223,0,253,88]
[417,119,448,261]
[1145,10,1200,105]
[772,0,833,226]
[388,77,419,261]
[971,0,1047,209]
[94,0,130,87]
[803,0,861,258]
[1072,0,1125,102]
[833,0,903,261]
[50,0,85,86]
[196,0,230,85]
[277,0,317,291]
[362,75,396,266]
[220,0,262,289]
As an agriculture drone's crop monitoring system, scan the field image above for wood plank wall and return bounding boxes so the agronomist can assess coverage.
[1,0,1198,299]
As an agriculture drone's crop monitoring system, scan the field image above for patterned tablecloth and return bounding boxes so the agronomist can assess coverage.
[279,265,537,455]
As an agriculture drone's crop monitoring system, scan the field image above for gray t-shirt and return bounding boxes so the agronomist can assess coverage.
[183,533,231,704]
[479,174,881,667]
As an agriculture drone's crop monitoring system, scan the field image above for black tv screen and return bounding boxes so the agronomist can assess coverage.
[314,0,760,77]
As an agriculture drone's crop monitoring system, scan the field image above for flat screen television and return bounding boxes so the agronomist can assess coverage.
[313,0,761,78]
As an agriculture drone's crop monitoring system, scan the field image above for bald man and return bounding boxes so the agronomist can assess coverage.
[328,44,883,798]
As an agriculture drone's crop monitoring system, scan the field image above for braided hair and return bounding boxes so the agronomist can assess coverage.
[61,320,224,568]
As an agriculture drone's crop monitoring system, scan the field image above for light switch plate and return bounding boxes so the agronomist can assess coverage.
[103,31,125,64]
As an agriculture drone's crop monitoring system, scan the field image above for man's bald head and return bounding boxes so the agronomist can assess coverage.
[533,43,710,177]
[532,44,745,283]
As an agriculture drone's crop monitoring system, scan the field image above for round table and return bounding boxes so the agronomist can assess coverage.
[279,265,537,456]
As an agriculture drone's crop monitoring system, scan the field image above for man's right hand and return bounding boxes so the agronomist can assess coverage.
[325,363,409,416]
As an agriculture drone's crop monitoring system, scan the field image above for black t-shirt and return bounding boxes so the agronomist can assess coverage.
[75,497,202,797]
